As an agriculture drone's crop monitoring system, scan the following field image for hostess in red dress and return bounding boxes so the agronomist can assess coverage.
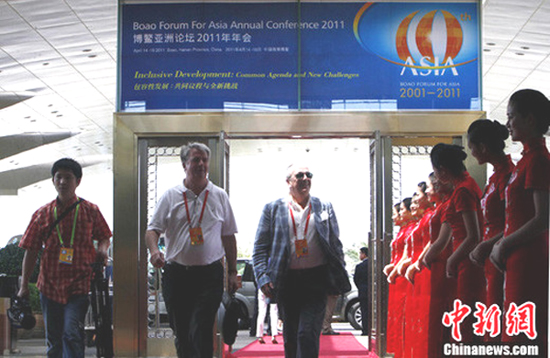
[502,138,549,354]
[443,172,486,344]
[403,208,434,358]
[480,154,514,342]
[387,221,416,358]
[427,200,453,358]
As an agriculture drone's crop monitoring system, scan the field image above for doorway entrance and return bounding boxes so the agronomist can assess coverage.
[112,111,484,357]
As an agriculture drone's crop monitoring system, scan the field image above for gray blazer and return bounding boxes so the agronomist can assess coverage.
[252,196,350,296]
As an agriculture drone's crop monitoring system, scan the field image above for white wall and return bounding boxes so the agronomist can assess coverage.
[228,138,371,257]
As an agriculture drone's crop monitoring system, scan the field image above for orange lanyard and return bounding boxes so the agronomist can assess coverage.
[183,190,209,227]
[289,203,312,240]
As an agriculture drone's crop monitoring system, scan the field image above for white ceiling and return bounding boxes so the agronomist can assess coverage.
[0,0,549,176]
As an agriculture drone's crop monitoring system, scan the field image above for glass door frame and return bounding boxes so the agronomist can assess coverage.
[113,110,485,357]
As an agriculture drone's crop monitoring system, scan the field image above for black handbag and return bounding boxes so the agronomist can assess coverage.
[326,259,352,295]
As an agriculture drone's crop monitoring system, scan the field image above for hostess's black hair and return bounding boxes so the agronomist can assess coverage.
[418,181,427,194]
[430,143,467,177]
[402,197,412,212]
[467,119,509,154]
[509,89,550,135]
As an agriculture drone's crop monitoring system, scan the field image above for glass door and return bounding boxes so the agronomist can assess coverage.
[369,131,393,356]
[138,134,228,357]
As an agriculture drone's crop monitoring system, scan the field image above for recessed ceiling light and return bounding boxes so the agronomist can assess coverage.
[56,114,63,117]
[83,49,92,52]
[486,42,496,46]
[483,49,491,52]
[520,46,530,50]
[43,62,49,66]
[515,52,525,56]
[51,110,58,114]
[88,55,97,58]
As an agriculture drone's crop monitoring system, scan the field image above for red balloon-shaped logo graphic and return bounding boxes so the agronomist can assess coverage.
[396,10,463,64]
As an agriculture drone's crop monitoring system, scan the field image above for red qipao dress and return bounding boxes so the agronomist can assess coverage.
[443,172,486,344]
[427,200,453,358]
[480,155,514,342]
[387,221,416,358]
[502,138,549,355]
[402,221,418,358]
[407,207,435,358]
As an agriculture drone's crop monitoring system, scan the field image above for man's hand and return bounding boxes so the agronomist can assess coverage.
[17,285,29,298]
[227,271,239,294]
[96,249,109,265]
[150,251,165,268]
[261,282,274,299]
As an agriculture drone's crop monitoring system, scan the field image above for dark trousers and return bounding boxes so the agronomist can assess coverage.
[279,265,328,358]
[162,261,223,358]
[358,290,371,336]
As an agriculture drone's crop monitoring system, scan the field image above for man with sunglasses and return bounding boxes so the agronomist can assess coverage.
[253,164,350,358]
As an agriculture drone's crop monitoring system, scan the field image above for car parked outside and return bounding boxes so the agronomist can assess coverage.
[334,288,362,330]
[235,258,257,328]
[236,258,363,331]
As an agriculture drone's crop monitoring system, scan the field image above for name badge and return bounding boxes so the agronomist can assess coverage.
[189,227,204,246]
[59,247,74,265]
[295,239,309,258]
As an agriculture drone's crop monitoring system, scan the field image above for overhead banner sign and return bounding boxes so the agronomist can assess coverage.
[119,2,480,111]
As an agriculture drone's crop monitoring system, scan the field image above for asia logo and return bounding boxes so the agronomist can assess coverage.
[353,3,478,76]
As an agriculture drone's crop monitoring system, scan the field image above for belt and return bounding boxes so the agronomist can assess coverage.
[166,260,222,270]
[287,264,327,276]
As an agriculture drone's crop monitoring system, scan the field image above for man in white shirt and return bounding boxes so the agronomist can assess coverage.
[146,142,238,358]
[253,164,349,358]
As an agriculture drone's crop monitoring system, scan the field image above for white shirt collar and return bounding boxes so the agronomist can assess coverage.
[288,195,311,213]
[182,180,211,197]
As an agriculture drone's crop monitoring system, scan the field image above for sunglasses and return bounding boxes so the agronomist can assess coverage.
[295,172,313,179]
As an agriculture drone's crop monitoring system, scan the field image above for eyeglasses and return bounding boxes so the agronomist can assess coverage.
[295,172,313,179]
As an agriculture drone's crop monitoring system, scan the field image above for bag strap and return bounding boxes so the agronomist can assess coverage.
[45,198,84,238]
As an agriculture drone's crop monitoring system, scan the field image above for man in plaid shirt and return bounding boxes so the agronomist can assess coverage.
[17,158,112,358]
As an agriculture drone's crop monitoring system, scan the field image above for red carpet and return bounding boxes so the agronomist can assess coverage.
[228,332,378,358]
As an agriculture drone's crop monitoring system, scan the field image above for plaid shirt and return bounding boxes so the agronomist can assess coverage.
[19,196,112,304]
